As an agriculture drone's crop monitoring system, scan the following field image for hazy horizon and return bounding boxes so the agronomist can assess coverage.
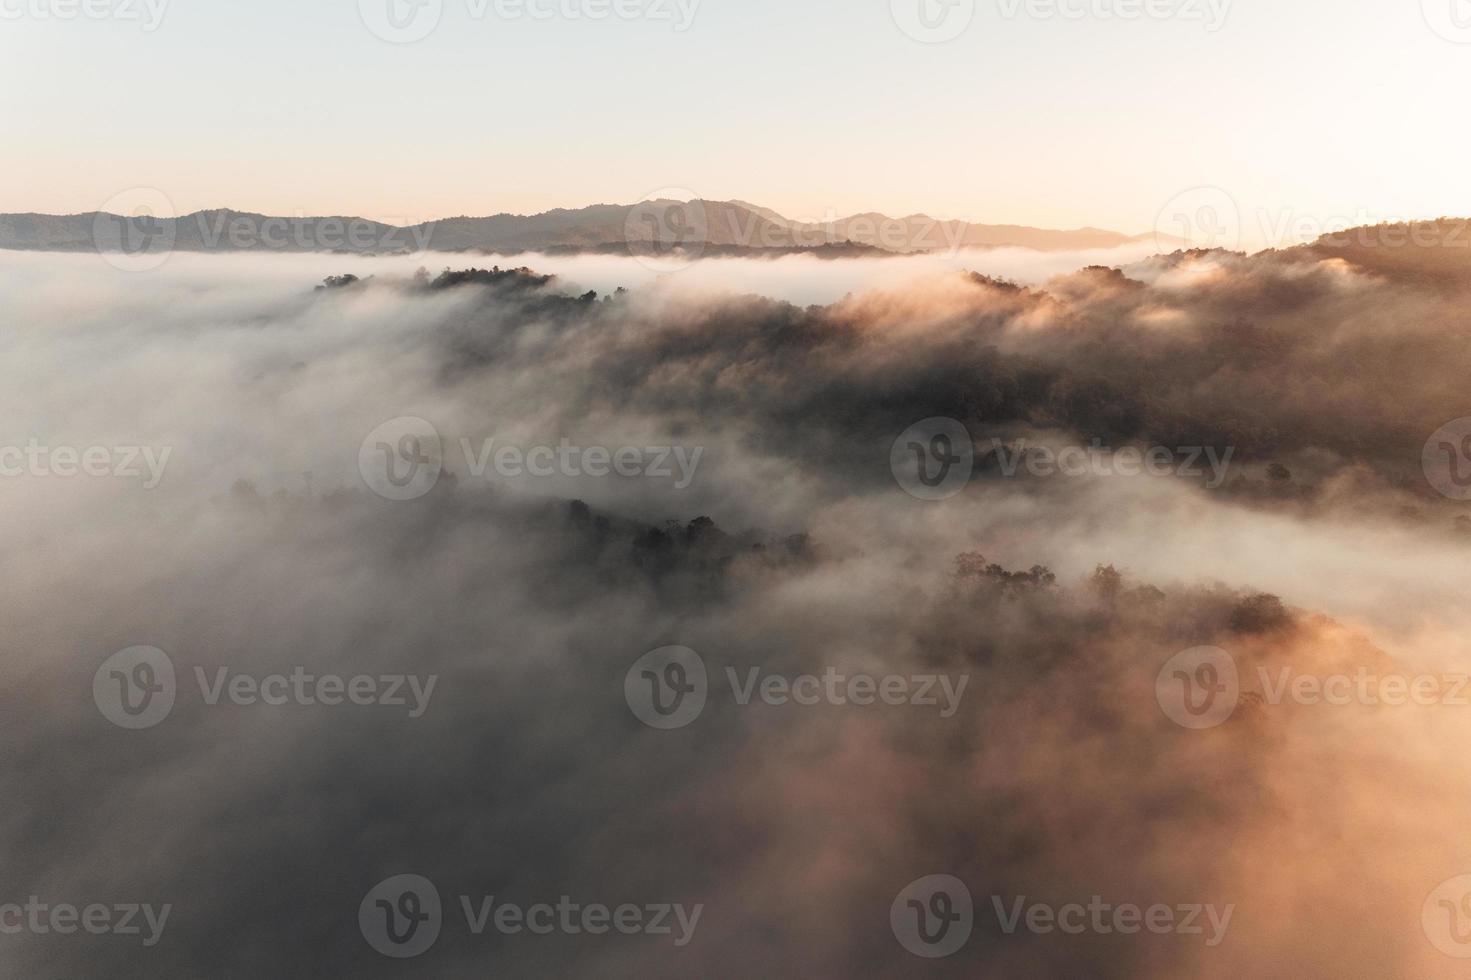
[4,187,1468,255]
[7,0,1471,248]
[0,197,1162,235]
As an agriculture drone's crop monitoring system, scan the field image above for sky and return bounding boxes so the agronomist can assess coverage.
[4,0,1471,246]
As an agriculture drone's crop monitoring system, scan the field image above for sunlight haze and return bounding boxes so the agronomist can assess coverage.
[5,0,1470,245]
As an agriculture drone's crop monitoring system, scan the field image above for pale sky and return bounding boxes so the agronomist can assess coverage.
[5,0,1471,246]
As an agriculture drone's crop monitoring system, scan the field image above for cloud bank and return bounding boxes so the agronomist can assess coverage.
[2,241,1470,977]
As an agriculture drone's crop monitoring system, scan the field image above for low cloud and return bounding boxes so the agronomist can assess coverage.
[1,241,1469,976]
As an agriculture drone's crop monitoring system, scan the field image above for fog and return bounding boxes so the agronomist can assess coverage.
[0,240,1166,307]
[2,242,1470,977]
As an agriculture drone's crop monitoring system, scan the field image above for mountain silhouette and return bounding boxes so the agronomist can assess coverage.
[0,201,1168,256]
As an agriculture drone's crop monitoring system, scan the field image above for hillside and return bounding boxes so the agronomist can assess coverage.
[0,201,1158,256]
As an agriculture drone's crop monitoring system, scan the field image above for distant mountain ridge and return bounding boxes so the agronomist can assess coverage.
[0,201,1161,256]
